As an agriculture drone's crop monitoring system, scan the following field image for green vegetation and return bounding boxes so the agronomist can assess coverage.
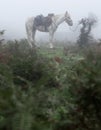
[0,39,101,130]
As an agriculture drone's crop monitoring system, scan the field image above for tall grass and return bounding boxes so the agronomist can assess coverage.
[0,39,101,130]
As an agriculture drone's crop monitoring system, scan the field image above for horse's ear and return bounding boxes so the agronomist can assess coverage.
[65,11,68,16]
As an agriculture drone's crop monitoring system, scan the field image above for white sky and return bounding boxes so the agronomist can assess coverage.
[0,0,101,40]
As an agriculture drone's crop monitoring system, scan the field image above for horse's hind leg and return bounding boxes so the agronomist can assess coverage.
[49,31,54,48]
[25,20,37,48]
[32,29,37,47]
[27,34,33,48]
[26,24,33,48]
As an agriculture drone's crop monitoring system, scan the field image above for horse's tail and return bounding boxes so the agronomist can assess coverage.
[25,21,28,36]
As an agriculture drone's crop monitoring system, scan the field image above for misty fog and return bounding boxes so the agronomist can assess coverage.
[0,0,101,41]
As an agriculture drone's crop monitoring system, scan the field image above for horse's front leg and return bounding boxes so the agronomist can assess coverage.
[49,31,54,48]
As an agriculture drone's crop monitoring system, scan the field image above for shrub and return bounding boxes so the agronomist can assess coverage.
[65,46,101,130]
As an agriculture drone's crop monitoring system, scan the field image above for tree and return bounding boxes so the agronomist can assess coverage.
[77,14,97,47]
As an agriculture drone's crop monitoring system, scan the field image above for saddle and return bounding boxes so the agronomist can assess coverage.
[34,13,54,31]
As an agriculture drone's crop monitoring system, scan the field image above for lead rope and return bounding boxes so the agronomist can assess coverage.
[69,23,80,32]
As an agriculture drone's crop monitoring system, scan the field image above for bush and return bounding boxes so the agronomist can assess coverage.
[0,40,101,130]
[65,46,101,130]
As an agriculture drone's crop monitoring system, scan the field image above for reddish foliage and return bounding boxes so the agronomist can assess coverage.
[54,56,62,64]
[0,52,11,64]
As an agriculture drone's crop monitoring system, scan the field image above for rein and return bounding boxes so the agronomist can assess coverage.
[69,23,80,32]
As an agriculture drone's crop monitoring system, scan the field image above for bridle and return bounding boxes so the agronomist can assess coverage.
[69,23,80,32]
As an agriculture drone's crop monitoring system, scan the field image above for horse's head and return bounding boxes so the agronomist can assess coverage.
[65,11,73,26]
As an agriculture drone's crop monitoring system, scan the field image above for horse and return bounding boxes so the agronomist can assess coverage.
[25,11,73,48]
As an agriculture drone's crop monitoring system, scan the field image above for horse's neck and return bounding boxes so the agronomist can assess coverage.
[54,14,65,26]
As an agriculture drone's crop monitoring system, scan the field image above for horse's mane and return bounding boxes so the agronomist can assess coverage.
[52,14,64,21]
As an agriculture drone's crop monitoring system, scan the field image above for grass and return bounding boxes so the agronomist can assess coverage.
[37,45,85,64]
[37,46,64,58]
[0,39,101,130]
